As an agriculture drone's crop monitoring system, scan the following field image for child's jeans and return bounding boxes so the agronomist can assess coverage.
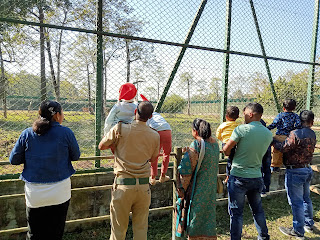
[151,130,172,177]
[261,146,271,193]
[271,135,287,168]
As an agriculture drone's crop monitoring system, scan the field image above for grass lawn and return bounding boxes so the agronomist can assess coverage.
[62,192,320,240]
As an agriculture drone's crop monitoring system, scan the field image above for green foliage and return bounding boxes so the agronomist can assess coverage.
[161,94,186,113]
[252,69,319,112]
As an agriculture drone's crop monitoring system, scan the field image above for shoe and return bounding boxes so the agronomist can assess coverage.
[261,192,268,198]
[159,175,170,183]
[279,227,304,239]
[149,177,156,185]
[304,225,314,233]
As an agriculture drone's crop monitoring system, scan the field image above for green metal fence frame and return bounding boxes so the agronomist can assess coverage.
[0,0,319,167]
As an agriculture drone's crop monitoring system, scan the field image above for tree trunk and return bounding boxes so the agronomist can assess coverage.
[86,63,94,115]
[55,10,68,102]
[39,6,47,101]
[0,42,7,118]
[187,80,190,115]
[103,50,107,117]
[125,39,130,82]
[45,30,59,101]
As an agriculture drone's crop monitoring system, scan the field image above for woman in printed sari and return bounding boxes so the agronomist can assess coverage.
[175,118,219,240]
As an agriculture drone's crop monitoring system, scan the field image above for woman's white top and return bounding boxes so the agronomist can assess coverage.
[24,177,71,208]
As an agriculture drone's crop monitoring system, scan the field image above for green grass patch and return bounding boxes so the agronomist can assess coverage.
[2,110,320,173]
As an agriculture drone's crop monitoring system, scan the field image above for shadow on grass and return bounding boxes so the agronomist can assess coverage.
[63,193,320,240]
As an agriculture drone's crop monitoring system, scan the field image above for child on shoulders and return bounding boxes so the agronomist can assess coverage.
[216,106,240,183]
[140,94,172,185]
[104,83,138,136]
[267,98,301,172]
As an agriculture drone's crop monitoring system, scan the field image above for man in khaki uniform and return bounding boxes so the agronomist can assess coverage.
[99,101,160,240]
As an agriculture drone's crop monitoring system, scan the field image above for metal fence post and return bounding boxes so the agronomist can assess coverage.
[95,0,103,167]
[172,147,182,240]
[306,0,319,110]
[249,0,281,113]
[155,0,208,112]
[220,0,232,124]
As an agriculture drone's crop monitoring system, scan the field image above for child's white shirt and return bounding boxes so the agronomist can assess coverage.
[147,112,171,131]
[104,101,138,135]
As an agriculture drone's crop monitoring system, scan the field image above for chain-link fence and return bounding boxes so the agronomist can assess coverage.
[0,0,319,177]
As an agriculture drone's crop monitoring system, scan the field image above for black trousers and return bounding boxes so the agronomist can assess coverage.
[26,199,70,240]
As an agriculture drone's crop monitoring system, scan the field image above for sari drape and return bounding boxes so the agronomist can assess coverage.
[175,138,219,240]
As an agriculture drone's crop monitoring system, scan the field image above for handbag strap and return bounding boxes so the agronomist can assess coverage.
[195,138,205,174]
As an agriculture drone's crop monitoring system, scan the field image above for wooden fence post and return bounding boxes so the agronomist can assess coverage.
[172,146,182,240]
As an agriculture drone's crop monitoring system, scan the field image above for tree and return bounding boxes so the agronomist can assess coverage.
[44,0,72,101]
[252,69,320,112]
[144,86,157,101]
[60,80,79,100]
[0,1,34,117]
[149,61,166,101]
[161,94,186,113]
[71,0,148,115]
[66,34,96,114]
[180,72,193,115]
[209,77,222,100]
[7,71,54,97]
[232,89,245,99]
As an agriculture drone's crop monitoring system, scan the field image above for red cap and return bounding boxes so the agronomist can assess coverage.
[140,94,149,102]
[118,83,137,100]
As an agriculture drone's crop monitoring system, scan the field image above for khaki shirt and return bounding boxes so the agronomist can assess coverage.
[100,120,160,178]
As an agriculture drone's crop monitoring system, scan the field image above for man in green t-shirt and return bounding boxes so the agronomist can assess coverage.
[223,102,272,240]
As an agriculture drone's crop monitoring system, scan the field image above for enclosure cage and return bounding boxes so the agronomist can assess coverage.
[0,0,319,177]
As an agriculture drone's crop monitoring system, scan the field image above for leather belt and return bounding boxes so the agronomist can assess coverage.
[286,164,310,169]
[116,177,149,185]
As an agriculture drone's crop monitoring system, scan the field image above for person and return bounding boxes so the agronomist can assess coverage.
[223,102,272,240]
[104,82,138,135]
[148,111,172,185]
[9,100,80,240]
[140,94,172,185]
[175,118,219,239]
[216,106,240,183]
[260,119,272,197]
[267,99,301,172]
[98,101,160,240]
[273,110,316,240]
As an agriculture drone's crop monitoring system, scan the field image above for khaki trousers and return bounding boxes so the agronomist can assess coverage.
[271,135,287,168]
[109,183,151,240]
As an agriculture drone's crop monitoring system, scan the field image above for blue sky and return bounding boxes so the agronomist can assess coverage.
[118,0,319,99]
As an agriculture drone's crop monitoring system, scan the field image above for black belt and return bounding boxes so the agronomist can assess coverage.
[115,177,149,185]
[286,164,310,169]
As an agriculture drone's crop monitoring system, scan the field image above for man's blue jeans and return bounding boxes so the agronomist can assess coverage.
[228,175,269,240]
[285,167,314,236]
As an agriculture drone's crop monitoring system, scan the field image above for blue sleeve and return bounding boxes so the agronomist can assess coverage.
[267,113,280,130]
[66,128,81,161]
[9,130,27,165]
[295,114,302,128]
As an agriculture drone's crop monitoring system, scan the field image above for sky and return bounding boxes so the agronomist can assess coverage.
[2,0,319,101]
[116,0,320,98]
